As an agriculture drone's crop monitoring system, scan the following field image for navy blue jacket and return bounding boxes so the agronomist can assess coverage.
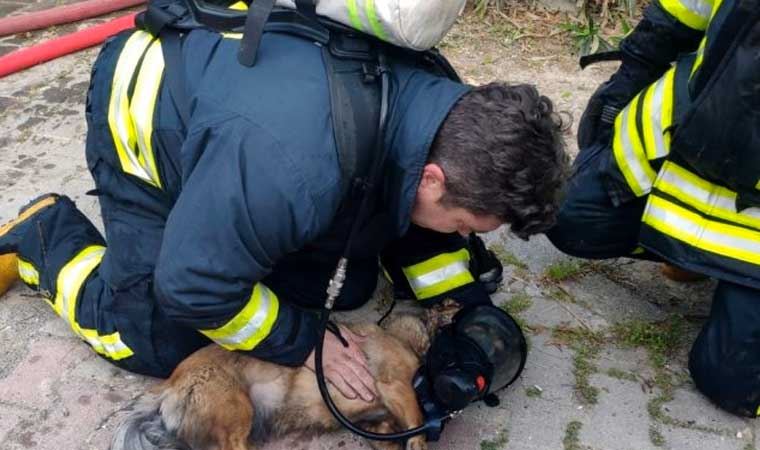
[144,29,470,365]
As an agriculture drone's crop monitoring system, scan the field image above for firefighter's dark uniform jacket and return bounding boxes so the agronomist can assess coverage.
[11,24,490,376]
[547,0,760,417]
[601,0,760,288]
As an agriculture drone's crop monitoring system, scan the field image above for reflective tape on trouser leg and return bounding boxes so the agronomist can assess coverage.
[51,245,134,361]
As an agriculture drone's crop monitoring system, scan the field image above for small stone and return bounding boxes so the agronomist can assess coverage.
[736,431,743,439]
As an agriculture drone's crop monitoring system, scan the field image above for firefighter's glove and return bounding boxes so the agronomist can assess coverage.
[577,61,660,150]
[467,234,503,295]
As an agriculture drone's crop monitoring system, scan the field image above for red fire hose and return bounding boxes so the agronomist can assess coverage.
[0,0,145,37]
[0,13,139,79]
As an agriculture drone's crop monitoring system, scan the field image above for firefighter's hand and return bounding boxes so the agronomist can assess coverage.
[305,325,376,402]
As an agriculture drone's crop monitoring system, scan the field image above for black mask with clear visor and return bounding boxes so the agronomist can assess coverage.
[412,304,527,441]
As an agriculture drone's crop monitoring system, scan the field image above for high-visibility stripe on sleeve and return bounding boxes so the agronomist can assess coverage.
[52,245,134,361]
[641,68,676,161]
[655,162,760,231]
[200,283,280,351]
[658,0,713,30]
[613,93,657,197]
[17,258,39,287]
[402,249,475,300]
[690,0,724,78]
[643,195,760,266]
[108,30,165,188]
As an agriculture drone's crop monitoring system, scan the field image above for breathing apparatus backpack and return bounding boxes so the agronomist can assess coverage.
[136,0,526,442]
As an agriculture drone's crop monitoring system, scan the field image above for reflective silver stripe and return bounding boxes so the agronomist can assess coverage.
[682,0,713,18]
[614,100,655,196]
[656,162,760,230]
[648,76,669,159]
[129,39,165,188]
[644,196,760,265]
[108,31,154,183]
[407,260,469,291]
[200,283,279,351]
[108,31,165,188]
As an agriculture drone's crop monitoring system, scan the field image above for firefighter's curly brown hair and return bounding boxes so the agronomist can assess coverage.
[429,82,570,240]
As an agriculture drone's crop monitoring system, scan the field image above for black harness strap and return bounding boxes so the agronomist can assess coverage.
[238,0,276,66]
[580,50,622,69]
[161,31,191,127]
[320,35,379,197]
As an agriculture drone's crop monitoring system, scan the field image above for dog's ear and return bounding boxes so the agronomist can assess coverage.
[383,315,430,357]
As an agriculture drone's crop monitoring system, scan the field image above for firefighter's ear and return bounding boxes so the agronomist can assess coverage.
[418,164,446,202]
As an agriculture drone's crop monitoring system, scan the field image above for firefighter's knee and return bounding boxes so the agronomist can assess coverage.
[689,339,760,418]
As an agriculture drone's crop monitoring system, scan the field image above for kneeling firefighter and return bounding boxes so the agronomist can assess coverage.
[0,0,568,440]
[548,0,760,416]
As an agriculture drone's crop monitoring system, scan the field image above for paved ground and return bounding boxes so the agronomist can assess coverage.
[1,2,758,450]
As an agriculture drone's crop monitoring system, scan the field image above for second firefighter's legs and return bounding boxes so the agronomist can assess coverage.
[689,281,760,417]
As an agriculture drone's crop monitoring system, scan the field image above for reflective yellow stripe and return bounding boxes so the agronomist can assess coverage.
[346,0,365,31]
[655,162,760,231]
[229,1,247,10]
[613,93,656,197]
[690,0,724,77]
[643,195,760,265]
[108,31,164,188]
[52,245,134,361]
[658,0,712,30]
[691,37,707,77]
[641,68,676,160]
[17,258,39,286]
[129,39,165,189]
[365,0,388,41]
[402,249,475,300]
[200,283,280,351]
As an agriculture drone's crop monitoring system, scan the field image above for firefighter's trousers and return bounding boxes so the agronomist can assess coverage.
[546,139,760,417]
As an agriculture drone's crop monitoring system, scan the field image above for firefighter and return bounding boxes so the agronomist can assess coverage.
[547,0,760,416]
[0,15,568,402]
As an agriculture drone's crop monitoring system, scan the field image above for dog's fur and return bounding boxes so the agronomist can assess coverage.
[110,314,435,450]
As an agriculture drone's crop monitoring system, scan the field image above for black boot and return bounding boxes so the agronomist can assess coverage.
[0,194,60,254]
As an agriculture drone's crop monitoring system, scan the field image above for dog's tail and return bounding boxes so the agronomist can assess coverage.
[109,395,190,450]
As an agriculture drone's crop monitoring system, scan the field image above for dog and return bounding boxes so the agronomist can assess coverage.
[109,314,438,450]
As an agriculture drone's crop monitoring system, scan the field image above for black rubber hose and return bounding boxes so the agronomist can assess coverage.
[314,310,430,441]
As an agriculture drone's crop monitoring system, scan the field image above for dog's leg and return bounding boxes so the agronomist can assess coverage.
[361,421,402,450]
[375,381,427,450]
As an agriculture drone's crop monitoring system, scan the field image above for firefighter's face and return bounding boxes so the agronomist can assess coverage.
[411,164,503,237]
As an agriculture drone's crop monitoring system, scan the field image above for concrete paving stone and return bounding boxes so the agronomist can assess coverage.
[0,3,24,17]
[583,374,659,450]
[0,403,38,446]
[664,426,750,450]
[0,337,91,407]
[497,231,569,276]
[595,345,656,382]
[666,386,752,436]
[562,272,667,324]
[519,292,610,331]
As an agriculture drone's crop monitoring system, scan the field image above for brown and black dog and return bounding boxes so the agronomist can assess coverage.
[110,314,443,450]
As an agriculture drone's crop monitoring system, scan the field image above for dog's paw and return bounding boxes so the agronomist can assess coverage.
[406,436,427,450]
